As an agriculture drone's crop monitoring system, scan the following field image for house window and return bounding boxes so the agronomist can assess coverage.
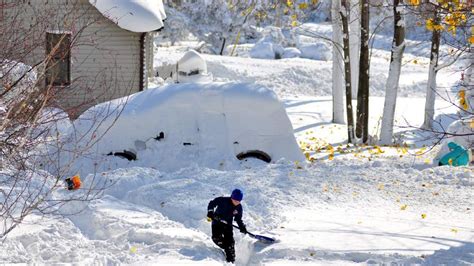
[46,32,71,86]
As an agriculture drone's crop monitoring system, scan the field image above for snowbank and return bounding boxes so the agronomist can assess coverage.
[60,82,303,175]
[89,0,166,32]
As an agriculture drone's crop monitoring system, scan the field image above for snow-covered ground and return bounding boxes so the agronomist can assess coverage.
[1,25,473,265]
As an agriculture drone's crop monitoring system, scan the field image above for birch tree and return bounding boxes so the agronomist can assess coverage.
[422,7,441,129]
[349,0,360,99]
[380,0,406,144]
[340,0,356,142]
[331,0,345,124]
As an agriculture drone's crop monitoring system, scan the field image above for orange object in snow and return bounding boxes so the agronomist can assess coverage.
[66,175,81,190]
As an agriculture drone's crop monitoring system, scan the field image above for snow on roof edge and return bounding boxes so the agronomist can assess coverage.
[89,0,166,33]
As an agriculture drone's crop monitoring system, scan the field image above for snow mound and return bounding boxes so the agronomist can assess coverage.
[89,0,166,32]
[282,47,302,58]
[60,82,303,175]
[298,42,331,61]
[249,42,278,59]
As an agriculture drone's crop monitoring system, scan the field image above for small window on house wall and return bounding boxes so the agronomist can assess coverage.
[46,32,71,86]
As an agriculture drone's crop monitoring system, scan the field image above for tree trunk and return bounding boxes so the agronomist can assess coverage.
[332,0,345,124]
[380,0,406,144]
[219,37,227,55]
[356,0,370,143]
[341,0,355,143]
[349,0,360,99]
[423,9,441,129]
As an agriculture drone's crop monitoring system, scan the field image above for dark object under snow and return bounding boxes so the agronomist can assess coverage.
[236,150,271,163]
[154,131,165,141]
[107,150,137,161]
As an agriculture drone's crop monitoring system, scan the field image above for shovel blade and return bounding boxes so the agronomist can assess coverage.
[251,233,276,244]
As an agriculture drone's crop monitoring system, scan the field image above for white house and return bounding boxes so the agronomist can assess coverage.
[2,0,166,118]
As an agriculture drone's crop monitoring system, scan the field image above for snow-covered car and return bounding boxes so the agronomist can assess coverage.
[63,82,304,173]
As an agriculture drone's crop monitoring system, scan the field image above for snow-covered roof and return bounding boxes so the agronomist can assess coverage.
[89,0,166,33]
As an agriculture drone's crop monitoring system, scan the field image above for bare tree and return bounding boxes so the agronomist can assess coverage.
[0,1,136,238]
[356,0,370,143]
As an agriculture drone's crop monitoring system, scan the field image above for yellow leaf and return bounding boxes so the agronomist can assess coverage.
[421,213,427,219]
[400,204,408,210]
[130,246,137,254]
[424,158,431,164]
[451,228,458,233]
[469,35,474,45]
[311,0,318,5]
[470,120,474,128]
[378,183,385,190]
[298,3,308,9]
[304,152,310,161]
[328,154,334,160]
[410,0,420,5]
[426,19,434,31]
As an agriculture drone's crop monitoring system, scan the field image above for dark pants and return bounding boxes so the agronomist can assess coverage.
[211,222,235,262]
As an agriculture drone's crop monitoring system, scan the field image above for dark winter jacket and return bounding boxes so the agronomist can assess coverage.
[207,196,245,230]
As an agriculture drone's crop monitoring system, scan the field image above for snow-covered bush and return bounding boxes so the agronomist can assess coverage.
[282,47,302,58]
[298,42,331,61]
[0,60,37,104]
[249,42,278,59]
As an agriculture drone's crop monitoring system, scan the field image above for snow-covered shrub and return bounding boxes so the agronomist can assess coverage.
[157,7,190,45]
[298,42,331,61]
[249,42,276,59]
[282,47,302,58]
[0,60,37,104]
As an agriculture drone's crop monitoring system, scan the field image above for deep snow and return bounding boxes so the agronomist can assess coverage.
[1,22,473,265]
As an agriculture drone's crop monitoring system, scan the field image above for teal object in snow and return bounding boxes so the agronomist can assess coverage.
[439,142,470,166]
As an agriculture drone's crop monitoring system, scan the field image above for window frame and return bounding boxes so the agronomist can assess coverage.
[45,31,71,86]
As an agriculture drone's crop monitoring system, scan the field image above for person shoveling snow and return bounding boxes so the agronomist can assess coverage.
[207,189,277,263]
[207,189,247,263]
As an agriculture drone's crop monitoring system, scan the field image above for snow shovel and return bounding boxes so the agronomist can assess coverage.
[217,219,276,244]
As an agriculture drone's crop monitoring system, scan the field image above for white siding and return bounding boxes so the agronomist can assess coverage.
[3,0,143,117]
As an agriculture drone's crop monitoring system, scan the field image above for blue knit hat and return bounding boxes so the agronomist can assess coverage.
[231,189,243,201]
